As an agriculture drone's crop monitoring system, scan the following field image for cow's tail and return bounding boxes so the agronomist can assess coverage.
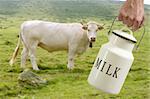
[9,33,21,66]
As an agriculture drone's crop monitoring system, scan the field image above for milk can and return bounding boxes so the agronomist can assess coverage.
[87,27,137,94]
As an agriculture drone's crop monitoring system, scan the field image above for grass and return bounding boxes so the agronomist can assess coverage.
[0,0,150,98]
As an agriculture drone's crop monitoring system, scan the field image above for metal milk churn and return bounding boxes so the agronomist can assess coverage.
[88,28,137,94]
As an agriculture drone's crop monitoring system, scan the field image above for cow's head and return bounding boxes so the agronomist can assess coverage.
[82,21,104,48]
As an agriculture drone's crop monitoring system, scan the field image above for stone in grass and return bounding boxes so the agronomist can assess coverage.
[18,69,47,87]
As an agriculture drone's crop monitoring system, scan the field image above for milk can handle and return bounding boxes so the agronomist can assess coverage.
[107,17,133,35]
[108,17,146,50]
[120,27,133,35]
[107,17,117,36]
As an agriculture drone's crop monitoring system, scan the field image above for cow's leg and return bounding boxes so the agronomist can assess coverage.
[29,41,39,70]
[67,45,77,70]
[68,52,75,70]
[21,47,28,69]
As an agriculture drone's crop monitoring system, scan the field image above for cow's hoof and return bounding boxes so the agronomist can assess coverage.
[67,66,74,70]
[33,68,40,71]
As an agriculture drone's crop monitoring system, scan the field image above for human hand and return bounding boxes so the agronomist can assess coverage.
[118,0,144,31]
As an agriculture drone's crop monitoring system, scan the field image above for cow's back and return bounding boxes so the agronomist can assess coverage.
[21,20,84,52]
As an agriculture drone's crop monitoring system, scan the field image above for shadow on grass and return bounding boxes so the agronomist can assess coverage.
[35,63,89,74]
[38,63,66,70]
[4,40,14,45]
[6,64,89,75]
[6,67,23,73]
[130,68,149,72]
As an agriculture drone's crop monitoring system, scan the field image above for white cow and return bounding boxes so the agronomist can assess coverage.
[9,20,104,70]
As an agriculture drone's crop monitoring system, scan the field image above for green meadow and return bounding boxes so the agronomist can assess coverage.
[0,0,149,98]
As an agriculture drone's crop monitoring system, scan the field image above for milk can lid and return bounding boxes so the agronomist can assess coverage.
[112,30,137,43]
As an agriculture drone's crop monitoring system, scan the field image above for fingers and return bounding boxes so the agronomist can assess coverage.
[126,17,134,27]
[118,13,123,21]
[118,12,134,27]
[132,20,139,31]
[140,16,144,27]
[118,14,144,31]
[122,16,128,24]
[132,17,144,31]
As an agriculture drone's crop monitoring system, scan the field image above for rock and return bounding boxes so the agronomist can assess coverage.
[18,69,47,87]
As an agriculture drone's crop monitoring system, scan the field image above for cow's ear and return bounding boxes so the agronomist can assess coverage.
[82,25,88,30]
[80,22,84,25]
[80,19,87,25]
[98,26,103,30]
[98,24,105,30]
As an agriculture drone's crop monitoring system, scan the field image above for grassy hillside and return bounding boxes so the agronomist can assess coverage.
[0,0,149,98]
[0,0,119,18]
